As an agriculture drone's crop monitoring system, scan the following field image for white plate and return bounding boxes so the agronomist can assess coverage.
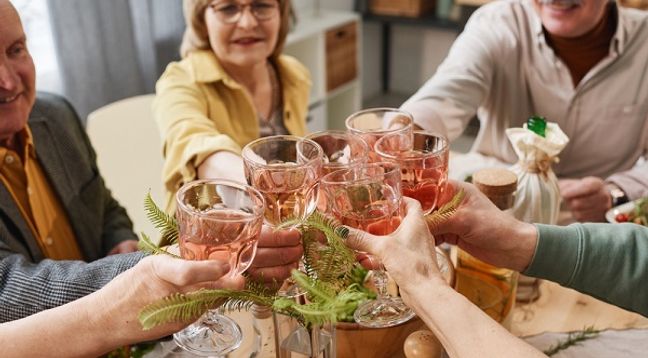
[605,201,637,223]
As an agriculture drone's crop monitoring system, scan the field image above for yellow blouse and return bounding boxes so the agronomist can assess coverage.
[154,50,311,211]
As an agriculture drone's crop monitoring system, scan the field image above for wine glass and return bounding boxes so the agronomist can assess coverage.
[241,135,323,295]
[305,130,370,175]
[320,162,416,328]
[173,179,265,357]
[345,107,413,162]
[375,131,450,214]
[305,130,370,212]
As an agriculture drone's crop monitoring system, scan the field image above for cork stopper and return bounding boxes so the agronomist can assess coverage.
[472,168,517,210]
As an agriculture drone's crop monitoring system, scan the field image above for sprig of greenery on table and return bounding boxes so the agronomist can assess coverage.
[542,326,600,356]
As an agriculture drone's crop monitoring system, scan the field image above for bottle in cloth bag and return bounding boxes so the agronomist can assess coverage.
[505,116,569,302]
[455,168,518,329]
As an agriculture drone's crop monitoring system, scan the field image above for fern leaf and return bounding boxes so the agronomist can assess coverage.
[138,292,216,330]
[275,217,303,230]
[291,270,336,303]
[138,233,180,258]
[221,299,256,312]
[425,189,465,230]
[144,192,178,246]
[139,288,275,330]
[139,198,380,330]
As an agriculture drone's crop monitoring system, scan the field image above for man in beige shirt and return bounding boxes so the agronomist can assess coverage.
[403,0,648,222]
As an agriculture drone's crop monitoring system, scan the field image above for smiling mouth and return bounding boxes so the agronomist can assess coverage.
[539,0,582,8]
[233,38,263,45]
[0,94,19,104]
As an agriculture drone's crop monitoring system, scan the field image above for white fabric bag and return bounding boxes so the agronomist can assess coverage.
[506,122,569,225]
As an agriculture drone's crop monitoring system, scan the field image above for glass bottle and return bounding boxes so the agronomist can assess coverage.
[455,168,519,329]
[269,308,336,358]
[250,304,280,358]
[526,115,547,138]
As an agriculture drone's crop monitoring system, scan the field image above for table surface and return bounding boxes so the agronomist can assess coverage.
[230,194,648,356]
[153,151,648,357]
[218,281,648,358]
[513,281,648,337]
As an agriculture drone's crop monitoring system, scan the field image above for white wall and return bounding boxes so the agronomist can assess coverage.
[391,27,457,96]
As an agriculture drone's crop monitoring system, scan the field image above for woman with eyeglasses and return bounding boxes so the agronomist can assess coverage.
[153,0,306,289]
[154,0,309,212]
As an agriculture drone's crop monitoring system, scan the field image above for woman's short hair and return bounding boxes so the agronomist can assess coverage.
[180,0,291,60]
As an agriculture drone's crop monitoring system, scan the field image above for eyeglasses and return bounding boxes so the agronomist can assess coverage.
[209,1,279,24]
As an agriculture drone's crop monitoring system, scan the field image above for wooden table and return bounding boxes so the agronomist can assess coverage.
[512,281,648,337]
[222,281,648,358]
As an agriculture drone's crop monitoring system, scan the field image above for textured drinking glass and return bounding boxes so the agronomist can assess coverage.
[375,131,449,214]
[320,162,415,328]
[345,107,413,161]
[305,130,370,176]
[174,179,265,356]
[306,130,370,212]
[242,135,323,299]
[242,135,323,227]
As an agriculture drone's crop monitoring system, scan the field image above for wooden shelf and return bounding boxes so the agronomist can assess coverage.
[284,10,362,131]
[361,12,461,31]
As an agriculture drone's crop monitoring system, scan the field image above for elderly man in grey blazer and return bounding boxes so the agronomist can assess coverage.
[0,0,302,323]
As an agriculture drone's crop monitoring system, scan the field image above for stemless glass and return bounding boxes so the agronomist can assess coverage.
[375,131,450,214]
[173,179,265,357]
[345,107,413,161]
[320,162,415,328]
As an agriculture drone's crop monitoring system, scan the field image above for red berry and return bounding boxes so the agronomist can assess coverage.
[615,213,629,222]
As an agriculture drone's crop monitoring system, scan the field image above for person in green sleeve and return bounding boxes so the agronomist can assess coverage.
[431,180,648,317]
[344,180,647,356]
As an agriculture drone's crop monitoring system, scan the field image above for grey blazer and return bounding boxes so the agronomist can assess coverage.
[0,93,144,322]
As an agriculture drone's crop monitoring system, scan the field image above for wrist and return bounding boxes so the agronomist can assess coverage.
[408,279,455,315]
[510,221,538,272]
[606,183,628,207]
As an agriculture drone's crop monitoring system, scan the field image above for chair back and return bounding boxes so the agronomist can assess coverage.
[86,94,164,240]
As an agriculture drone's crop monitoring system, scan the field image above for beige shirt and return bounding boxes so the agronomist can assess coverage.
[402,0,648,200]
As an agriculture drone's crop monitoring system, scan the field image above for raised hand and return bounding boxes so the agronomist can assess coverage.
[430,180,538,272]
[344,197,445,305]
[247,226,303,287]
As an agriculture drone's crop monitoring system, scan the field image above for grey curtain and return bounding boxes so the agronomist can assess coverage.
[47,0,185,122]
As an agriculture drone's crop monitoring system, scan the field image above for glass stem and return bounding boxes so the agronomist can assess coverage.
[309,325,321,357]
[373,269,389,298]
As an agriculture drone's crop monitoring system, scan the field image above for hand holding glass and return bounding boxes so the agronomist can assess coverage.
[375,131,449,214]
[174,179,265,356]
[320,162,415,328]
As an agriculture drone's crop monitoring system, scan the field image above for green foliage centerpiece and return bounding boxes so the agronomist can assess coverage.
[136,193,375,331]
[136,188,465,358]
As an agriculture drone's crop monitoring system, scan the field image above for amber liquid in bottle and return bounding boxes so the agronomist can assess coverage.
[454,169,519,328]
[455,251,518,326]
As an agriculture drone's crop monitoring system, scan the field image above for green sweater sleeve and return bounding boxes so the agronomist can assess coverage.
[524,223,648,316]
